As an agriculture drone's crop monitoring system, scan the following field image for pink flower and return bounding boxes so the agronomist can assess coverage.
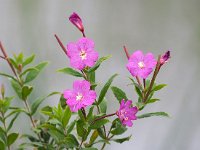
[67,38,99,70]
[116,100,138,127]
[63,80,96,112]
[126,50,157,79]
[160,50,170,65]
[69,12,84,33]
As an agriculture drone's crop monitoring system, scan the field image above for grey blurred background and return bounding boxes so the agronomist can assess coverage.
[1,0,200,150]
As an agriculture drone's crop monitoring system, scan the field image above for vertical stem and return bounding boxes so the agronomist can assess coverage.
[143,55,161,102]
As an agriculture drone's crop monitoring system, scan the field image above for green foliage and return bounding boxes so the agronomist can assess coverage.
[97,74,118,105]
[137,112,169,119]
[57,67,83,77]
[87,55,111,73]
[111,86,128,103]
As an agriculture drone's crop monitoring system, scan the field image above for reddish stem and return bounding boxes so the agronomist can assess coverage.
[123,46,130,59]
[54,34,68,56]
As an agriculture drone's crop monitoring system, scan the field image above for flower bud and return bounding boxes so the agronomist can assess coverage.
[160,50,170,65]
[1,84,5,98]
[69,12,84,34]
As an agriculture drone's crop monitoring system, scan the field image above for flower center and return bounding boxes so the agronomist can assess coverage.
[79,50,87,60]
[138,61,145,69]
[76,93,83,101]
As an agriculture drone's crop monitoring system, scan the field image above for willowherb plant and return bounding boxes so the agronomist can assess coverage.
[0,12,171,150]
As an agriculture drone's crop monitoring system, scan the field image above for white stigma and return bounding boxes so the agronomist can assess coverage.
[138,61,145,69]
[80,50,87,60]
[76,93,83,101]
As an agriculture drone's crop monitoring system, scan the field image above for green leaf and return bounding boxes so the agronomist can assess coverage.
[99,98,107,114]
[0,72,18,83]
[0,139,5,150]
[87,55,111,73]
[112,135,131,143]
[31,92,59,115]
[128,77,142,90]
[7,113,20,132]
[25,61,48,83]
[66,120,76,134]
[63,134,79,148]
[62,106,71,128]
[57,67,83,77]
[22,54,35,67]
[20,68,38,77]
[97,128,106,139]
[22,85,33,100]
[82,148,98,150]
[10,79,22,99]
[137,112,170,119]
[111,119,127,135]
[7,133,19,146]
[152,84,167,91]
[9,58,18,69]
[146,98,160,104]
[87,106,94,122]
[111,86,128,103]
[89,130,99,145]
[16,52,24,64]
[90,119,109,129]
[76,120,86,137]
[97,74,118,105]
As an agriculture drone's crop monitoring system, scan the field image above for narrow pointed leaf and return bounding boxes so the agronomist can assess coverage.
[97,74,118,105]
[57,67,83,77]
[137,112,169,119]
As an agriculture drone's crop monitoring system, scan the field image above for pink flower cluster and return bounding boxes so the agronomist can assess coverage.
[117,100,138,127]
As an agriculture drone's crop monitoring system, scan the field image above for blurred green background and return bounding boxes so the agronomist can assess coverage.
[1,0,200,150]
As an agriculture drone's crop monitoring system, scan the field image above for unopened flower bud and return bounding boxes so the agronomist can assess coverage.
[160,50,170,65]
[69,12,85,35]
[1,84,5,98]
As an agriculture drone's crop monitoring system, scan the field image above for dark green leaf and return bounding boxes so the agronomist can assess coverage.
[0,139,5,150]
[90,119,109,129]
[31,92,60,115]
[7,133,19,146]
[22,85,33,100]
[112,135,131,143]
[146,98,160,104]
[25,61,48,83]
[63,134,79,148]
[62,106,71,128]
[76,120,86,137]
[87,55,111,73]
[152,84,167,91]
[97,74,118,105]
[57,67,83,77]
[99,98,107,114]
[22,54,35,67]
[111,86,128,103]
[111,119,127,135]
[66,120,76,134]
[7,113,20,132]
[137,112,170,119]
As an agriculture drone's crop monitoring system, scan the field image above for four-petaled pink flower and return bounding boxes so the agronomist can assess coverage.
[126,50,157,79]
[160,50,170,65]
[69,12,84,33]
[63,80,96,112]
[116,99,138,127]
[67,38,99,70]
